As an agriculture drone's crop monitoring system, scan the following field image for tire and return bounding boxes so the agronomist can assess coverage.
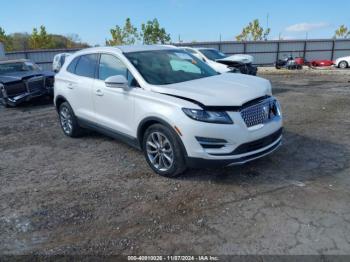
[339,61,348,69]
[143,123,187,177]
[58,102,82,137]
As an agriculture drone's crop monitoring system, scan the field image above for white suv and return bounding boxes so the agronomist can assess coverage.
[54,45,283,177]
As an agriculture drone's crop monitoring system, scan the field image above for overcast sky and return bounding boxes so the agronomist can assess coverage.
[1,0,349,45]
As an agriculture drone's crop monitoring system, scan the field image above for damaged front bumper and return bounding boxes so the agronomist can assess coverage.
[0,76,53,106]
[0,82,53,107]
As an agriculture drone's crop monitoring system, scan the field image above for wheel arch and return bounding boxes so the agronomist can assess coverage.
[55,95,68,111]
[136,116,188,156]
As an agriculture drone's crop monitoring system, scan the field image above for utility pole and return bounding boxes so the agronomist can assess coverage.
[266,13,270,40]
[267,13,269,29]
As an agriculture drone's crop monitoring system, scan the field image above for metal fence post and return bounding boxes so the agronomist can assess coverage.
[276,41,280,63]
[303,40,307,59]
[331,40,335,61]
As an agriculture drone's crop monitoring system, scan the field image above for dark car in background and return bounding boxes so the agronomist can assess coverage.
[0,59,54,107]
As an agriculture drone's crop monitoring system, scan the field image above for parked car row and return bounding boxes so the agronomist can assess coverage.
[2,44,349,177]
[275,54,350,70]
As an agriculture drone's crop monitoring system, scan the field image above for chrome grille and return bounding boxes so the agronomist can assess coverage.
[240,98,276,127]
[26,76,45,93]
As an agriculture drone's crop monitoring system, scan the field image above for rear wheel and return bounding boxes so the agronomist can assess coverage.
[58,102,82,137]
[143,124,187,177]
[339,61,348,69]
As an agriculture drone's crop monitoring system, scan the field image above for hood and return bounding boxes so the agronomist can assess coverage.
[0,70,53,84]
[152,73,271,107]
[217,54,254,64]
[207,60,231,73]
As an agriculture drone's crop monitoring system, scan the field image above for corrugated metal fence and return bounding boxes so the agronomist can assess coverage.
[5,48,80,71]
[176,39,350,65]
[4,39,350,70]
[0,43,5,58]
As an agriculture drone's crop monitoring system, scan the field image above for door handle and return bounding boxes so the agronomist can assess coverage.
[95,89,104,96]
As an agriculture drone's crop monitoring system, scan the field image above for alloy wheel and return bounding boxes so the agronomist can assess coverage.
[146,131,174,172]
[60,106,73,134]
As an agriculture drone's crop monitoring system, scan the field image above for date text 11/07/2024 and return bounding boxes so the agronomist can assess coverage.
[127,255,219,261]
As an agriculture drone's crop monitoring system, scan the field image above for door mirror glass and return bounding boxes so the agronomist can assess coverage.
[105,75,130,90]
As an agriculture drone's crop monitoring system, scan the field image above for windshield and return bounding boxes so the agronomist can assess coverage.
[124,50,218,85]
[0,61,40,74]
[199,49,227,61]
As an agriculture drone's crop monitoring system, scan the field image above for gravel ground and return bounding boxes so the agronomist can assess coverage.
[0,72,350,256]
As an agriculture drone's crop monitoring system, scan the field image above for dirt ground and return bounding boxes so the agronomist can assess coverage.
[1,71,350,256]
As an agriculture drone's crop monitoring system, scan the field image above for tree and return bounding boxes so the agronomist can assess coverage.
[106,18,140,46]
[334,25,350,39]
[9,33,30,51]
[0,27,13,51]
[236,19,270,41]
[141,18,171,44]
[29,25,53,49]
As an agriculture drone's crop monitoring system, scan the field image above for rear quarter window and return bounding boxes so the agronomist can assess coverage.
[75,54,99,78]
[66,54,99,78]
[67,57,79,73]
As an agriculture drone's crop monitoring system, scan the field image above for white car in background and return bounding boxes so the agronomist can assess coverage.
[181,47,232,73]
[181,47,257,75]
[334,55,350,69]
[54,45,282,177]
[53,53,71,72]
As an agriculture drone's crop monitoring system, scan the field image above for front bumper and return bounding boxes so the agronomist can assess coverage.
[186,136,282,168]
[0,85,52,107]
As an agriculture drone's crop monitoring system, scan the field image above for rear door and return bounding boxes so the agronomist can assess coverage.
[65,54,98,121]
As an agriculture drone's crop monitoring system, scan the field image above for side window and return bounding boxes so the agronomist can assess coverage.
[75,54,99,78]
[98,54,138,87]
[98,54,127,80]
[67,57,79,73]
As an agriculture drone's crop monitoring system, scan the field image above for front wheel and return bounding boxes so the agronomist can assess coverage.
[143,124,187,177]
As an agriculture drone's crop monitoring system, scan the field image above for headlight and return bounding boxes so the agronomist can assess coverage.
[182,108,233,124]
[272,100,282,117]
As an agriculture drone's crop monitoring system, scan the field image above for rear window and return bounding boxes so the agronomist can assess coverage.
[67,54,99,78]
[75,54,99,78]
[67,57,79,73]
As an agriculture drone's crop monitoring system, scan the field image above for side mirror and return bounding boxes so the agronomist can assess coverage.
[105,75,130,91]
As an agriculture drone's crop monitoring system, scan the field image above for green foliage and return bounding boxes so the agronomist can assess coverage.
[29,25,54,49]
[334,25,350,39]
[141,18,171,44]
[236,19,270,41]
[0,25,89,52]
[0,26,13,51]
[106,18,140,46]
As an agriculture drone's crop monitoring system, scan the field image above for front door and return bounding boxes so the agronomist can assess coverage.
[93,53,136,137]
